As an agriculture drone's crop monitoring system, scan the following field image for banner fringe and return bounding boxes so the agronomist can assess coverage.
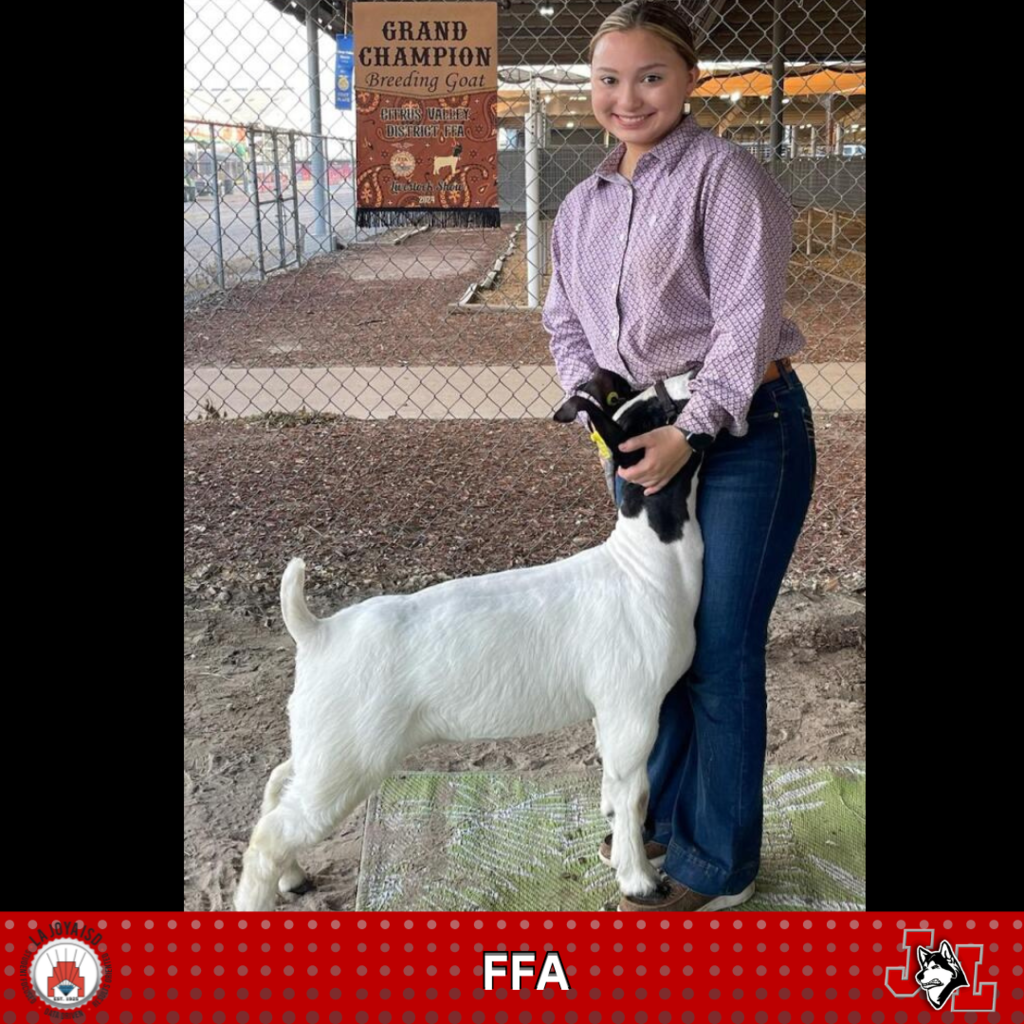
[356,207,501,229]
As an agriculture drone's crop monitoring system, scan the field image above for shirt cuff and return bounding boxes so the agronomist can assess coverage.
[673,390,726,438]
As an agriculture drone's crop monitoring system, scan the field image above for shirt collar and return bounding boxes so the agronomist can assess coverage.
[591,112,704,189]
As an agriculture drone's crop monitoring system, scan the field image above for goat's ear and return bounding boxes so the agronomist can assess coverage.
[553,394,594,423]
[552,395,628,454]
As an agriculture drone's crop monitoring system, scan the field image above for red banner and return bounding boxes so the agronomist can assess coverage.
[3,912,1019,1018]
[353,2,500,230]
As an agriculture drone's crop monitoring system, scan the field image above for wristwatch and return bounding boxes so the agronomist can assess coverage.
[675,426,714,450]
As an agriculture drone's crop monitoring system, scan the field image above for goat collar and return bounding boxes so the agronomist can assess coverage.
[654,379,687,421]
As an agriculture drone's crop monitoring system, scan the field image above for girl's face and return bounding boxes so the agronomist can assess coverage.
[590,29,700,151]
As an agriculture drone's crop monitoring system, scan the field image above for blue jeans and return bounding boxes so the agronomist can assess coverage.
[612,361,817,895]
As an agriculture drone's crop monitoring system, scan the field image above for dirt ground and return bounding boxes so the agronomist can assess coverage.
[184,581,864,912]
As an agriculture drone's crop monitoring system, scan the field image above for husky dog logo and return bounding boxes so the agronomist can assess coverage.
[915,940,969,1009]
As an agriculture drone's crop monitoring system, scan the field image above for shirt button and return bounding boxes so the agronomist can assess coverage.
[619,233,625,240]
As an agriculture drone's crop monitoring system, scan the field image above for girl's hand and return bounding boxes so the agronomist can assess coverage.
[617,426,693,496]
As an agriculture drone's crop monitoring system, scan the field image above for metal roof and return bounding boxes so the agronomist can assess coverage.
[265,0,866,66]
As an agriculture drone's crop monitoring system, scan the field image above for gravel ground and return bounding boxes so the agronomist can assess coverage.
[184,413,863,604]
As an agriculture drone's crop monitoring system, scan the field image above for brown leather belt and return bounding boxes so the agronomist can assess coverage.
[762,357,793,384]
[649,357,795,426]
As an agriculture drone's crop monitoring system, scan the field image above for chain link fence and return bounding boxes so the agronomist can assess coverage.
[184,0,865,607]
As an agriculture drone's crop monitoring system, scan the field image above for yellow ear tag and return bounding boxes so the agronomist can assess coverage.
[590,430,612,459]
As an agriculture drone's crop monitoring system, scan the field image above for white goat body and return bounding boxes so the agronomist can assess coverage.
[234,371,703,912]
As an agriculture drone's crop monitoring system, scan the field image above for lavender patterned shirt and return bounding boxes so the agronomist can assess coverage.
[542,112,807,439]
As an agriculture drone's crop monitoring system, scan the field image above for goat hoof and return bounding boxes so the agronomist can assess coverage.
[624,880,671,903]
[278,864,312,894]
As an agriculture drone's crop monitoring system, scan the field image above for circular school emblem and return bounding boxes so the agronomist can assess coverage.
[28,936,103,1010]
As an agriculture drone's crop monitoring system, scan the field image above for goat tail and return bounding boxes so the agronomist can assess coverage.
[280,557,321,646]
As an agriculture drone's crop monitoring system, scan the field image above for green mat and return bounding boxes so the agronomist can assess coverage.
[355,764,865,912]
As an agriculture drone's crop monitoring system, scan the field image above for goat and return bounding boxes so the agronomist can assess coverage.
[233,368,705,912]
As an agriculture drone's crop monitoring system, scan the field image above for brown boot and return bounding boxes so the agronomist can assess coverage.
[618,878,756,912]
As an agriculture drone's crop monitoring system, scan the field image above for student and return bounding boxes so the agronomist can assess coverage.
[543,0,817,912]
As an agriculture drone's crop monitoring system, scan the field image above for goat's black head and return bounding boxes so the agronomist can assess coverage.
[570,368,641,419]
[553,369,702,535]
[553,368,698,471]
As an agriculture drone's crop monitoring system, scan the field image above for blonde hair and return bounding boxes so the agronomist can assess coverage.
[588,0,699,71]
